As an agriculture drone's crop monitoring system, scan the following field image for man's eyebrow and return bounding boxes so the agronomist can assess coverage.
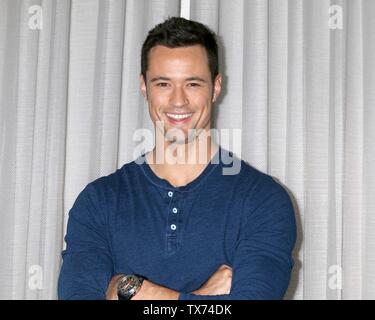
[185,77,207,83]
[149,76,207,83]
[150,76,170,82]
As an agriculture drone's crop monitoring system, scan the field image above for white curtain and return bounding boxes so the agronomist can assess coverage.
[0,0,374,300]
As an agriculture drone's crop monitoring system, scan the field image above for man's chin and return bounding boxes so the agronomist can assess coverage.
[165,134,190,145]
[163,127,188,143]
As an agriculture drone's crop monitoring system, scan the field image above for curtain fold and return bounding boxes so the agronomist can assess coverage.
[342,0,365,300]
[362,0,375,299]
[0,0,71,299]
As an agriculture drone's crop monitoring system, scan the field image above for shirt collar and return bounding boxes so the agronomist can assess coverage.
[137,146,224,192]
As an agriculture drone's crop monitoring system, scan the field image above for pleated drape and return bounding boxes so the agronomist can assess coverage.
[0,0,71,299]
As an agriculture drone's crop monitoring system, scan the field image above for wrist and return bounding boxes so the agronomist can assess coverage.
[132,280,180,300]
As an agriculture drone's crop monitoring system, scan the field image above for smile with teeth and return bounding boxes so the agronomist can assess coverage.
[166,113,193,120]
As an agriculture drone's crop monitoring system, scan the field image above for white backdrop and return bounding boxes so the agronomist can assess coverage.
[0,0,374,300]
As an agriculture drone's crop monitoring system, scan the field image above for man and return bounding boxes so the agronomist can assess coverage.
[58,17,296,300]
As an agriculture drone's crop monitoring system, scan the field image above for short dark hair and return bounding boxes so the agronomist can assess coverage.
[141,17,219,83]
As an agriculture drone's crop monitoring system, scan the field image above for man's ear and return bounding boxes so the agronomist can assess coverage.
[140,74,148,100]
[212,73,222,103]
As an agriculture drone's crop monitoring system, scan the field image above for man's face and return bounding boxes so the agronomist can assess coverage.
[141,45,222,144]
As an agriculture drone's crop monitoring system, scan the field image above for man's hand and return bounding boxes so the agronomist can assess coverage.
[192,264,233,296]
[106,275,179,300]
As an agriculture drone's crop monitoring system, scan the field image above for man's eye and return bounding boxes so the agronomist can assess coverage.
[156,83,169,87]
[187,83,200,87]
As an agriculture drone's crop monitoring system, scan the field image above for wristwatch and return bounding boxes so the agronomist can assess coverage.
[117,274,145,300]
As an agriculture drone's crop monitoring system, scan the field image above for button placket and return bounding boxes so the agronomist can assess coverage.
[166,191,179,253]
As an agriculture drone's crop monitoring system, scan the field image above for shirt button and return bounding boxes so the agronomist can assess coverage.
[171,224,177,231]
[172,207,178,214]
[168,191,173,197]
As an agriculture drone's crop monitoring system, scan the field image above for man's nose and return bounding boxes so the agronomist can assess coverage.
[170,87,188,107]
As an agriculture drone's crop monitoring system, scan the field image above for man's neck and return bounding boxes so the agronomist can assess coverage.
[146,137,219,188]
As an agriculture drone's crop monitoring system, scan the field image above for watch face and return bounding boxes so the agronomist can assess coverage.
[117,275,143,300]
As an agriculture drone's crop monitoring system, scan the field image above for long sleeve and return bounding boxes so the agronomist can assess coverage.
[58,183,114,300]
[179,177,297,300]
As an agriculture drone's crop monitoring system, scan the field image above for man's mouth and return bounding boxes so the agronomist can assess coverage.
[165,113,193,124]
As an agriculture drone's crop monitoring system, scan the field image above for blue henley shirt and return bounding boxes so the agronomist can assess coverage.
[58,147,297,300]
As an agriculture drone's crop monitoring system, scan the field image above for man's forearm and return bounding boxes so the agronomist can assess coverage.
[106,277,180,300]
[131,280,180,300]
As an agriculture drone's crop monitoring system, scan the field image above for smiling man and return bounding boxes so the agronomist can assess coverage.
[58,17,297,300]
